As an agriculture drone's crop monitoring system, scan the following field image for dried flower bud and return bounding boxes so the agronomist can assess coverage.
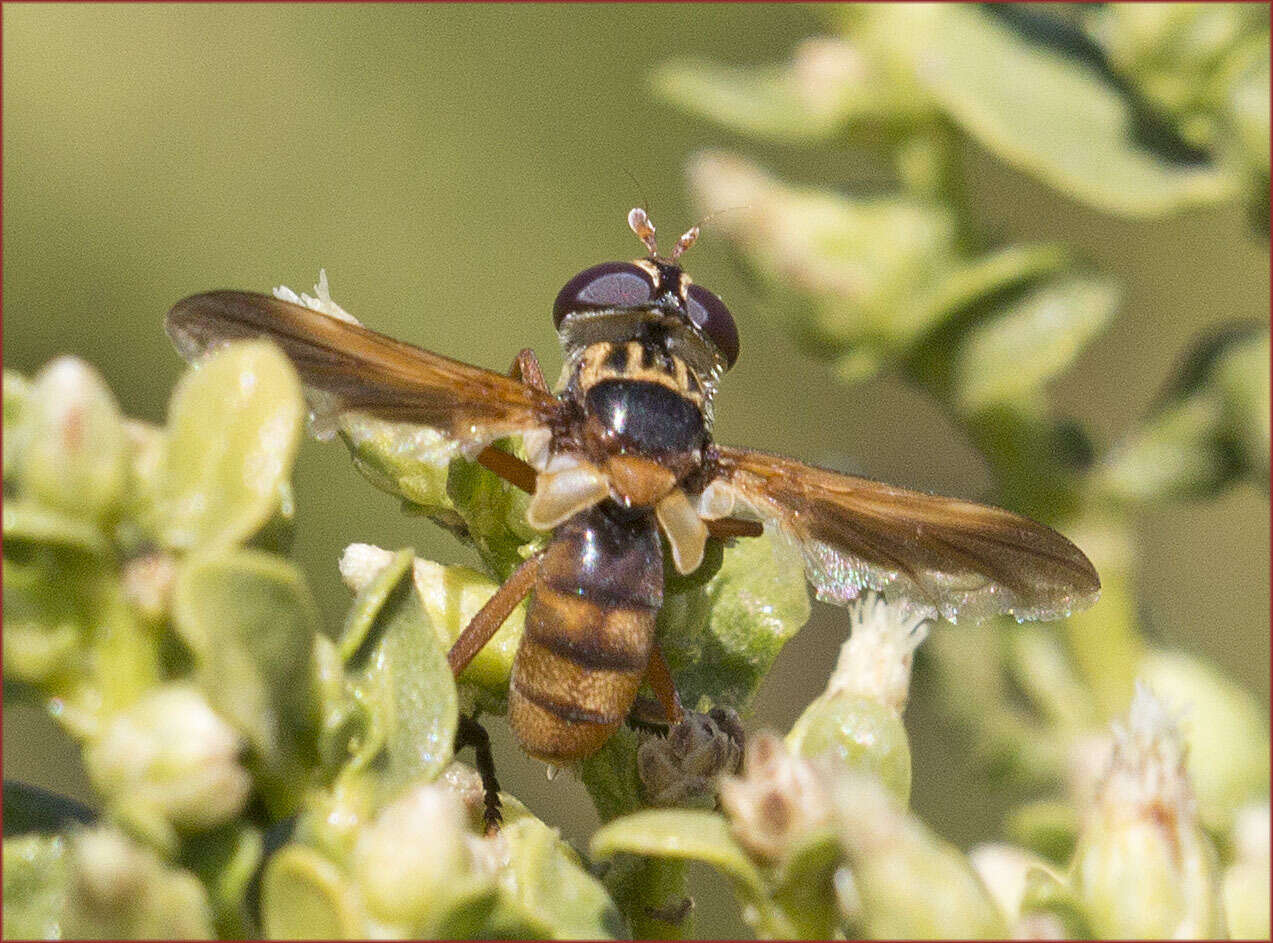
[85,685,250,840]
[1071,684,1225,938]
[638,707,745,807]
[719,731,832,864]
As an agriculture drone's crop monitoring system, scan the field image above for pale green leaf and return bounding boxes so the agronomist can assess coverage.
[2,501,110,558]
[3,834,69,940]
[653,38,929,143]
[411,559,526,704]
[953,275,1120,411]
[172,549,319,814]
[499,816,625,939]
[660,529,811,710]
[686,152,964,353]
[591,809,766,903]
[345,551,459,798]
[870,4,1240,216]
[261,844,364,939]
[1097,394,1232,502]
[1212,328,1270,478]
[161,341,304,551]
[338,548,414,663]
[914,243,1070,331]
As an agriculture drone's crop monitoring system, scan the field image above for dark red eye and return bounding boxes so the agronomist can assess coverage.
[553,261,656,327]
[686,283,739,369]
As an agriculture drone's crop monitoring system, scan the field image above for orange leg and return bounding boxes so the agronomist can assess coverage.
[475,445,537,494]
[645,642,685,724]
[706,518,763,540]
[473,349,549,494]
[509,347,549,392]
[447,553,541,676]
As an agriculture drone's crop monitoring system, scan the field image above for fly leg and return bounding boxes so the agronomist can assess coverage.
[645,642,685,724]
[455,351,549,830]
[455,715,503,835]
[473,349,550,493]
[706,518,763,539]
[509,347,549,392]
[447,553,541,832]
[626,642,686,734]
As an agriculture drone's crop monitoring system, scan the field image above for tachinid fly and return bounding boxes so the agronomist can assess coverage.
[166,208,1100,826]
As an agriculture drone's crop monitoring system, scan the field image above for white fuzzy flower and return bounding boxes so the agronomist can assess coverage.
[827,590,932,714]
[273,269,359,324]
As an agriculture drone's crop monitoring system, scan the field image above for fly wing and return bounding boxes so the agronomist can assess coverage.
[713,446,1100,624]
[166,290,559,452]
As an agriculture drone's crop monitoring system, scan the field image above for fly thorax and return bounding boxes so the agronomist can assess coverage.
[569,341,709,459]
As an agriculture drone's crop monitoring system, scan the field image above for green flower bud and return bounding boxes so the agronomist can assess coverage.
[67,827,213,939]
[85,685,250,843]
[830,772,1007,938]
[969,843,1087,936]
[787,592,926,799]
[1223,802,1270,938]
[1071,685,1226,937]
[351,782,473,928]
[21,356,126,520]
[638,707,744,808]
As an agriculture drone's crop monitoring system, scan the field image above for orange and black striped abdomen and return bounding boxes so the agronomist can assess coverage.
[509,502,664,762]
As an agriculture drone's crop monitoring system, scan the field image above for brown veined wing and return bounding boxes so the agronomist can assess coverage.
[166,290,560,454]
[713,446,1100,624]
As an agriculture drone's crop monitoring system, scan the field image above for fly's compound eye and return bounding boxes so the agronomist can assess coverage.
[553,261,656,328]
[686,283,739,369]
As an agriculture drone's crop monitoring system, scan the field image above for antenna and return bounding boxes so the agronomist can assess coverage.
[628,207,660,257]
[669,223,700,262]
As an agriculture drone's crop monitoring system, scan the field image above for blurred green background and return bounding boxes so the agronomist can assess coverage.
[3,2,1267,921]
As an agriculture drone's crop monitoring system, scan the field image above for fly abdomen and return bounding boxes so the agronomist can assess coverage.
[509,502,664,762]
